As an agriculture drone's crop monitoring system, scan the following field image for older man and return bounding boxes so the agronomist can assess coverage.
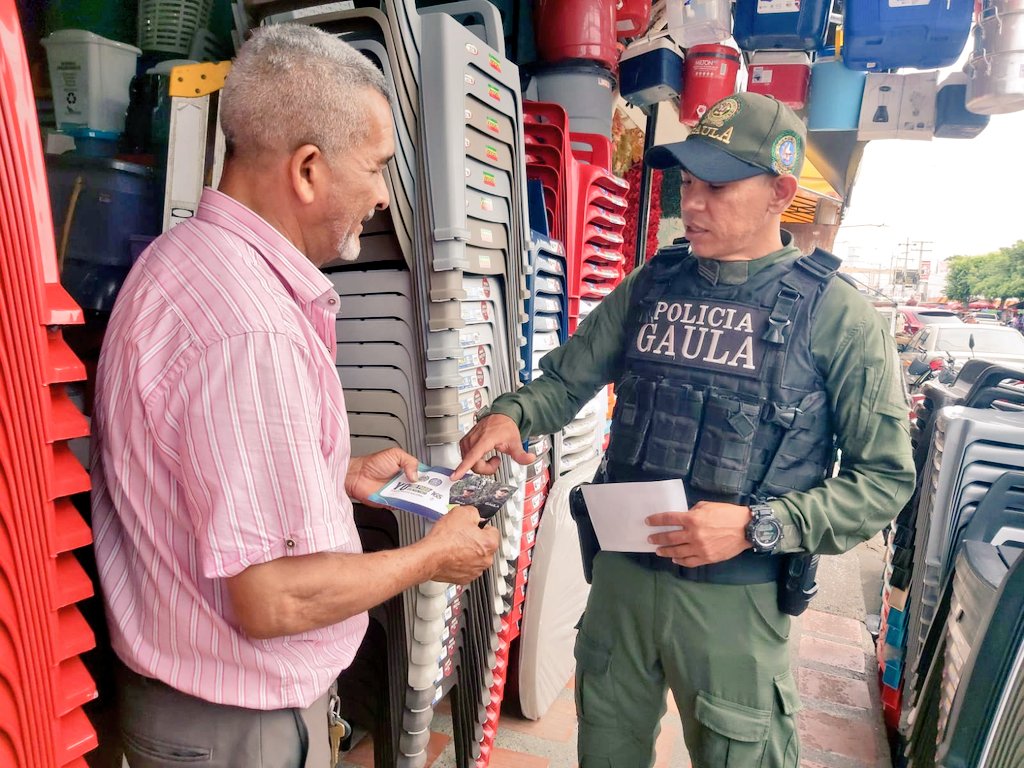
[91,25,499,767]
[456,92,914,767]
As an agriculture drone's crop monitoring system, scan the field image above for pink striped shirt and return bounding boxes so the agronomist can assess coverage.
[91,188,367,709]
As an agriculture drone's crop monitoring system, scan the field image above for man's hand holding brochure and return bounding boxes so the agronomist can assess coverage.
[370,465,516,524]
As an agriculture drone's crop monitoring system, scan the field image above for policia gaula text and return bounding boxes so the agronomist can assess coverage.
[455,91,915,768]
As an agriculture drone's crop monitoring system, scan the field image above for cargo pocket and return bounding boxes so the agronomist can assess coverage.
[691,394,761,494]
[771,671,802,767]
[694,691,771,767]
[606,376,655,466]
[759,391,832,496]
[574,630,612,721]
[642,381,704,475]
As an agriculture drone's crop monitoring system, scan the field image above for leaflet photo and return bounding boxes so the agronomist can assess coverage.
[450,474,516,519]
[370,465,515,522]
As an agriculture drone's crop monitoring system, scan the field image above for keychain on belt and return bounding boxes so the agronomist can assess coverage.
[328,690,352,767]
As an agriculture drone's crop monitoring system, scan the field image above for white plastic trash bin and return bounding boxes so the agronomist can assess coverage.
[42,29,141,135]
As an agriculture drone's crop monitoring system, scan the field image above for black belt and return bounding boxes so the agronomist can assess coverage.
[626,550,782,585]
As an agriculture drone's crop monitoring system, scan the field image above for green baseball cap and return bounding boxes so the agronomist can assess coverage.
[646,92,806,183]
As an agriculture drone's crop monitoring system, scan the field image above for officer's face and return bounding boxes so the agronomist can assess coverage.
[679,172,785,262]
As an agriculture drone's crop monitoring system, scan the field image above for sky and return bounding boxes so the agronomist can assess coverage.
[832,55,1024,272]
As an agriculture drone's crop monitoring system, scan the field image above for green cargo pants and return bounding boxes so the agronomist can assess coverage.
[574,552,802,768]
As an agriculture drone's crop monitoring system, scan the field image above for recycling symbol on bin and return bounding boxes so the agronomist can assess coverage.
[66,92,77,105]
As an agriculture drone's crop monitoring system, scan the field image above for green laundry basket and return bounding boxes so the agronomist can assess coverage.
[137,0,214,56]
[45,0,138,44]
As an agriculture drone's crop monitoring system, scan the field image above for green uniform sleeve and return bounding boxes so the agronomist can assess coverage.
[489,267,645,439]
[773,279,916,555]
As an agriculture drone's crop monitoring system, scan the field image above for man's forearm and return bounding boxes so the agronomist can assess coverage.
[489,373,591,438]
[773,437,915,555]
[226,540,441,639]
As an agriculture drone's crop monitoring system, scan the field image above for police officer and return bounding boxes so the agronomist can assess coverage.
[455,92,915,767]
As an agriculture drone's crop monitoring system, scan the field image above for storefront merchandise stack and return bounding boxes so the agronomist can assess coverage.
[0,6,99,763]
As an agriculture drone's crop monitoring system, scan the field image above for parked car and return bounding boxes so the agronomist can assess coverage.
[894,306,961,347]
[965,310,1001,324]
[899,323,1024,386]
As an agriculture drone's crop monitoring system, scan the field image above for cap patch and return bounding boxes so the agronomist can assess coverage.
[771,132,800,176]
[703,98,740,129]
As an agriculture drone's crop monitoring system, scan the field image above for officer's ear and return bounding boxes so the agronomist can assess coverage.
[766,173,799,214]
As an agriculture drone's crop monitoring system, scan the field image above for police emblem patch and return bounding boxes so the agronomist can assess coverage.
[703,98,740,128]
[771,133,800,175]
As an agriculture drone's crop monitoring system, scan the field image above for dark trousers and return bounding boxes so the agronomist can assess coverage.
[116,662,331,767]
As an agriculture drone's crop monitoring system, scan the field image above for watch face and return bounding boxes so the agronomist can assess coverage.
[752,518,782,548]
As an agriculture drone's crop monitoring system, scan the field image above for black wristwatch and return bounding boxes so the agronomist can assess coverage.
[746,501,783,554]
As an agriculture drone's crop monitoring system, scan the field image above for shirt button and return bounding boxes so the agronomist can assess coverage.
[327,298,337,306]
[285,538,296,549]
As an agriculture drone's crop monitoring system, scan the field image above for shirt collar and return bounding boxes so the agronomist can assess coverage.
[694,230,799,286]
[195,188,335,306]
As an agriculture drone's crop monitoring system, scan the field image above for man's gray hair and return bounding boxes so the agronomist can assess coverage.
[220,24,391,159]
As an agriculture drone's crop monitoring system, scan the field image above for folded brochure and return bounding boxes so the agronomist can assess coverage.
[369,465,516,522]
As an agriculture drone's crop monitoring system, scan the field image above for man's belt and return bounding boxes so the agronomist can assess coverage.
[626,549,782,585]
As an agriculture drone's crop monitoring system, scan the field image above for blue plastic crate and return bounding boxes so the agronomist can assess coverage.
[620,41,683,107]
[734,0,832,52]
[885,618,908,649]
[843,0,974,71]
[807,56,867,130]
[882,657,904,689]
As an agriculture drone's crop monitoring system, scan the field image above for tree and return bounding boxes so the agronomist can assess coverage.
[944,241,1024,304]
[945,256,976,304]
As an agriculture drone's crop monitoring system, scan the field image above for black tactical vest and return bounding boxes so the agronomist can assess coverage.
[604,241,840,506]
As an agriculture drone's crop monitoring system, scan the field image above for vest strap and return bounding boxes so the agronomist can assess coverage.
[763,288,802,345]
[796,248,841,280]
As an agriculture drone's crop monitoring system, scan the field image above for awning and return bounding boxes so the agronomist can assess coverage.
[783,157,842,224]
[805,129,868,204]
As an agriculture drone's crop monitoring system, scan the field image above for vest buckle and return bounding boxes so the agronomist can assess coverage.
[765,403,800,429]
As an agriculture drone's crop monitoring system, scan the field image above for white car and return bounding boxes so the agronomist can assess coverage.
[900,322,1024,384]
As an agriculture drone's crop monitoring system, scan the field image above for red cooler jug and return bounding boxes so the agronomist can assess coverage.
[535,0,618,71]
[680,44,742,125]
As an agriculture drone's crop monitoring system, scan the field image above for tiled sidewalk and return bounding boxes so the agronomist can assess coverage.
[340,609,890,768]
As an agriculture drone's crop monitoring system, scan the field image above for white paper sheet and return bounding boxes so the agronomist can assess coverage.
[580,480,687,553]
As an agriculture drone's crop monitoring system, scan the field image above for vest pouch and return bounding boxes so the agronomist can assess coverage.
[691,394,761,494]
[606,375,655,465]
[641,381,704,476]
[760,391,833,496]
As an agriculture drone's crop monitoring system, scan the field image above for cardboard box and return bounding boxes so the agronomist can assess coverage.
[857,71,938,141]
[898,71,938,138]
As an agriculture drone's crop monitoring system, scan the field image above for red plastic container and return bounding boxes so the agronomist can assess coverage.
[535,0,618,70]
[746,51,812,109]
[680,44,742,125]
[616,0,651,39]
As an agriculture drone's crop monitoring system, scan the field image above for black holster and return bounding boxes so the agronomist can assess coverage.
[569,483,601,584]
[777,553,819,616]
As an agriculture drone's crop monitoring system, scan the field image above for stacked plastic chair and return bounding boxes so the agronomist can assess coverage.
[521,232,568,384]
[516,455,601,719]
[878,390,1024,743]
[418,11,538,763]
[231,3,531,765]
[523,101,572,244]
[935,539,1024,767]
[0,1,98,764]
[901,537,1024,767]
[566,132,629,333]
